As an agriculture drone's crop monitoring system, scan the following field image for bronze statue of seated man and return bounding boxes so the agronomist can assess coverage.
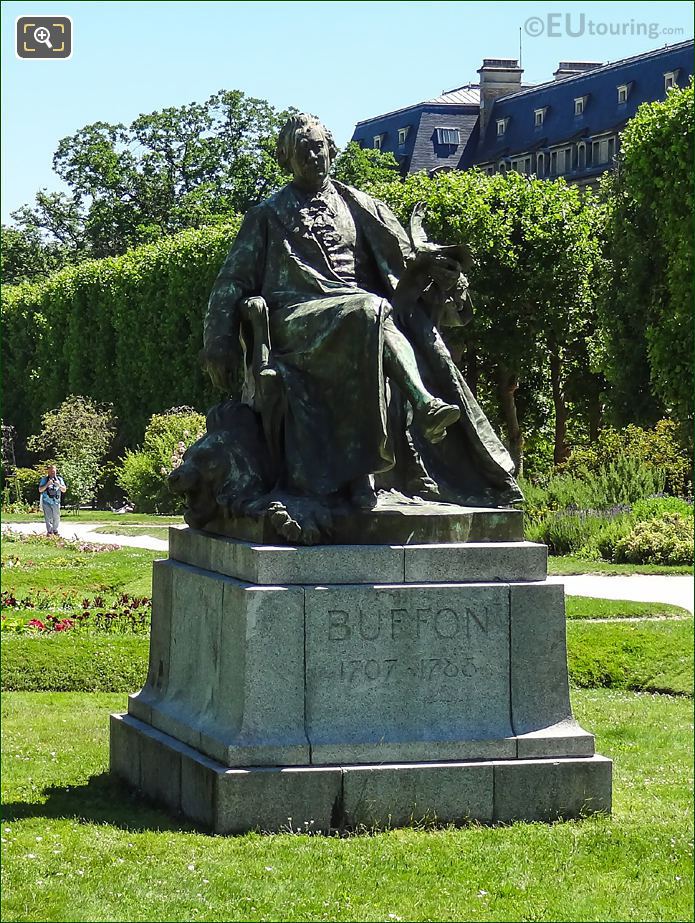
[185,113,522,542]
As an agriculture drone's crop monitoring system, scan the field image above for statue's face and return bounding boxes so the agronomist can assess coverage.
[289,126,330,191]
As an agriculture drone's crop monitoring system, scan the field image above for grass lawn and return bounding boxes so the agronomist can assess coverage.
[1,534,160,598]
[2,528,693,921]
[5,610,692,696]
[1,510,183,525]
[92,525,172,540]
[548,555,692,576]
[1,689,692,922]
[567,618,693,696]
[1,635,150,692]
[565,596,690,620]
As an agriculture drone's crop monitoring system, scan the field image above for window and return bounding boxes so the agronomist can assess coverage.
[578,142,586,170]
[534,108,547,127]
[373,134,383,150]
[496,118,508,137]
[550,147,573,175]
[511,157,532,175]
[617,84,629,104]
[398,127,409,146]
[536,153,545,177]
[486,165,495,176]
[435,127,460,145]
[498,161,507,173]
[664,70,680,91]
[574,96,587,116]
[591,136,616,165]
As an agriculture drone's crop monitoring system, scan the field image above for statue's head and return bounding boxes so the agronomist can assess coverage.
[276,113,338,191]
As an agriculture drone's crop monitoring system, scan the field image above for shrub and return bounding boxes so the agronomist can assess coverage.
[562,420,690,496]
[117,407,205,513]
[524,509,633,557]
[27,395,115,507]
[588,457,666,507]
[2,466,45,507]
[537,459,665,510]
[95,460,127,509]
[632,497,694,520]
[583,516,637,562]
[612,514,694,566]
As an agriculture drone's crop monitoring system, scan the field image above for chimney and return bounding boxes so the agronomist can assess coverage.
[477,59,523,137]
[553,61,602,80]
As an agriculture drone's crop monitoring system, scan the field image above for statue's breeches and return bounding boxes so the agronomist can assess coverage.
[269,293,394,494]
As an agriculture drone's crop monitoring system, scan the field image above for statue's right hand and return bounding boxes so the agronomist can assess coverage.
[200,336,235,391]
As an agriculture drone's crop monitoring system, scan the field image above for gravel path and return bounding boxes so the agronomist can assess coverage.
[3,521,692,611]
[547,573,693,613]
[3,520,170,552]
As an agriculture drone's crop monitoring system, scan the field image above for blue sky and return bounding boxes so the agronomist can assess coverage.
[2,0,693,221]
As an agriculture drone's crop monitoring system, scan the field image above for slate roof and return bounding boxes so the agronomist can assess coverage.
[352,84,481,175]
[427,85,480,105]
[467,40,694,168]
[351,40,694,179]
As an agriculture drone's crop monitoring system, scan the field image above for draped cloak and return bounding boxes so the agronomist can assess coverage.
[204,180,522,505]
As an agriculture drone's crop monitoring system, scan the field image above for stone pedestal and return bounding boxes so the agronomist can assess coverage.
[110,514,612,832]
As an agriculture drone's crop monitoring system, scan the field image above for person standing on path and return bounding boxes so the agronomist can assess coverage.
[38,464,67,535]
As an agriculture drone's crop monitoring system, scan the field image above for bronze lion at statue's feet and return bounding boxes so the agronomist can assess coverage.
[167,400,336,544]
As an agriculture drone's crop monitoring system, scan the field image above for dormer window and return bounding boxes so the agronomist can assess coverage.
[574,96,588,116]
[496,118,508,137]
[373,134,383,150]
[617,84,630,104]
[664,70,680,91]
[534,108,547,127]
[435,127,460,145]
[398,127,410,146]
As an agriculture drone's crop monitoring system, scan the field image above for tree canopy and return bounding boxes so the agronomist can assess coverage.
[597,80,693,435]
[7,90,293,264]
[375,170,603,471]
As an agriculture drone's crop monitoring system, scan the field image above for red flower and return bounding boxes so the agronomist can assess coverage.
[27,619,47,631]
[53,619,74,632]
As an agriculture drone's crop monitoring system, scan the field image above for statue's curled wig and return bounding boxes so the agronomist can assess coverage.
[276,113,339,170]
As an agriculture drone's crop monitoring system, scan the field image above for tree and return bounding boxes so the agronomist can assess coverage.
[1,224,67,285]
[27,395,115,506]
[598,81,694,436]
[332,142,400,189]
[7,91,293,264]
[375,170,602,472]
[5,191,92,284]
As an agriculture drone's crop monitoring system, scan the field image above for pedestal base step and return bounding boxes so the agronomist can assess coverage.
[111,713,612,835]
[170,528,547,586]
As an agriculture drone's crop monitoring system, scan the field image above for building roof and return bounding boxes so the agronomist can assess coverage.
[469,40,693,166]
[500,40,692,102]
[350,39,694,180]
[426,84,480,105]
[354,86,479,130]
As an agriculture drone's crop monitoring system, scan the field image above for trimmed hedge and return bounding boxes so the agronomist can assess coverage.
[2,221,240,446]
